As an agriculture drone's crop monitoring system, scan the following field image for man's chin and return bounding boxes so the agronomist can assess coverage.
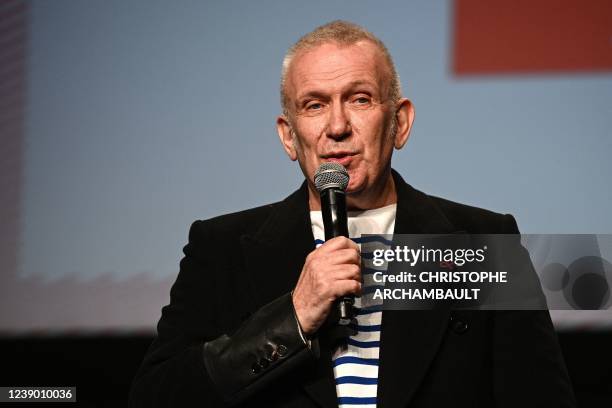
[345,181,366,196]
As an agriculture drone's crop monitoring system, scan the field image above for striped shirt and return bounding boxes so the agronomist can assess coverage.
[310,204,396,408]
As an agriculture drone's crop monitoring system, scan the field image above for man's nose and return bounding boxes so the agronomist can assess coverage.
[325,102,351,140]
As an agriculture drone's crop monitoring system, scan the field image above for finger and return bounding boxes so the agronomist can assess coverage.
[329,264,361,281]
[330,279,362,298]
[347,238,360,252]
[323,248,361,265]
[321,236,356,251]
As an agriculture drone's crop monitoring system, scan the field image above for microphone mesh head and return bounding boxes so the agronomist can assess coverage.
[314,162,349,192]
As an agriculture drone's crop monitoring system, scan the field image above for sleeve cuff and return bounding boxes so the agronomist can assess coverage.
[290,290,312,348]
[202,292,317,404]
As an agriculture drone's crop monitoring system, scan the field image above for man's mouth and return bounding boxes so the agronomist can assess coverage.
[321,152,357,166]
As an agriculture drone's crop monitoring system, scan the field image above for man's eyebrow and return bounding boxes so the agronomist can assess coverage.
[295,80,378,103]
[296,90,328,103]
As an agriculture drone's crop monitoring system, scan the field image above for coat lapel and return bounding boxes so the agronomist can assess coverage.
[240,182,338,408]
[377,171,461,408]
[240,183,313,307]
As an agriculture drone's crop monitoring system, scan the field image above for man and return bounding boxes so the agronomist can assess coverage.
[130,21,575,407]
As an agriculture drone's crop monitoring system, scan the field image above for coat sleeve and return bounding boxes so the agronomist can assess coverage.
[492,214,576,407]
[128,220,318,407]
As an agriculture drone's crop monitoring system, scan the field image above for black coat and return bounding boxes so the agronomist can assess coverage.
[130,171,575,407]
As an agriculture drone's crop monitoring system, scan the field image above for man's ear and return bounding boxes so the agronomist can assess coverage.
[276,115,298,161]
[393,99,415,150]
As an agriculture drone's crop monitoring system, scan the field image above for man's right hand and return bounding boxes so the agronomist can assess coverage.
[292,236,362,336]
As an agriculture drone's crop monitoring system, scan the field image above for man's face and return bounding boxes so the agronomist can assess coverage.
[278,40,411,199]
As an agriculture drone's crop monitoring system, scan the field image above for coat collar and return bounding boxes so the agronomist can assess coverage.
[241,170,461,408]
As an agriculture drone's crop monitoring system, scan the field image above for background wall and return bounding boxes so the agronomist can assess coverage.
[1,0,610,334]
[0,0,611,405]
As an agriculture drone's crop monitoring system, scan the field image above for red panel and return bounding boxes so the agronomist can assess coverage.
[453,0,612,75]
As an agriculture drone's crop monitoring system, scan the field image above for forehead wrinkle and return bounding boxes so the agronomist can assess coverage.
[294,69,381,101]
[298,67,375,83]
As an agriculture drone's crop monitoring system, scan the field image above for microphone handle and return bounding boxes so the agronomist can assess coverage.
[320,188,354,326]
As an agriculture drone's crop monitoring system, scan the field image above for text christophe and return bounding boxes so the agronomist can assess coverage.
[368,244,508,301]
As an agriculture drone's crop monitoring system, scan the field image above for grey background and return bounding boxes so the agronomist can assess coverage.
[7,0,612,331]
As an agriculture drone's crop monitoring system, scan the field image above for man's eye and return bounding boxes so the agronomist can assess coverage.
[354,97,370,104]
[307,103,323,110]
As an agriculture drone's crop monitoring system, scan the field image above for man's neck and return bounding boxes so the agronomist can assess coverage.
[307,173,397,211]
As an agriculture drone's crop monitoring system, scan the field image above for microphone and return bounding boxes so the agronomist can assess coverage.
[314,162,354,326]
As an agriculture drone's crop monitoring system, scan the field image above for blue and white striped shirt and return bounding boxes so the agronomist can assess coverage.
[310,204,396,408]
